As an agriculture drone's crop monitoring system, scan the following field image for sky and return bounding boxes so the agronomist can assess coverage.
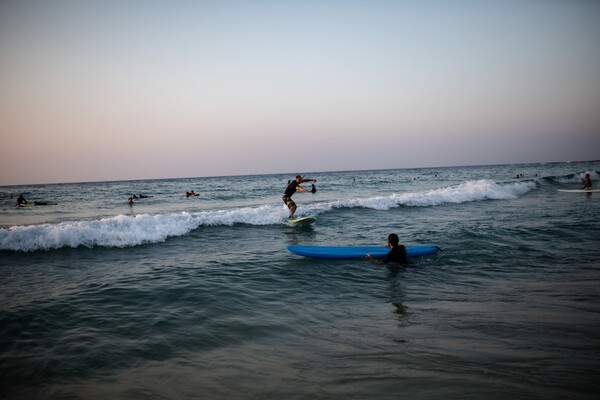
[1,0,599,185]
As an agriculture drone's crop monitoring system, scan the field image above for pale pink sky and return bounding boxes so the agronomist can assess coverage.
[1,0,599,185]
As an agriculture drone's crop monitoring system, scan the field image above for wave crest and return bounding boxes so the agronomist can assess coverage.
[1,180,535,252]
[328,180,535,210]
[0,206,284,252]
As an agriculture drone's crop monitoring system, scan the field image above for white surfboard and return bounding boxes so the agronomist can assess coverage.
[557,189,600,193]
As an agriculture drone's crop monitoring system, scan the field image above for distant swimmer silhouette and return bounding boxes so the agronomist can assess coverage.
[33,201,57,206]
[16,194,28,206]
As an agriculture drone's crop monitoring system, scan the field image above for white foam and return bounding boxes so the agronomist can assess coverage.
[326,180,535,210]
[0,206,287,252]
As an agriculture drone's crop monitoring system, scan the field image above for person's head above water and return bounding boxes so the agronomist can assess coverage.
[387,233,399,247]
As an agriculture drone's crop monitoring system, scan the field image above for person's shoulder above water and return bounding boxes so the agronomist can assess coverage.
[365,233,412,265]
[383,245,410,264]
[383,233,411,265]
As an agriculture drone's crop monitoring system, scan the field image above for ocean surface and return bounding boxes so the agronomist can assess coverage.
[1,162,599,399]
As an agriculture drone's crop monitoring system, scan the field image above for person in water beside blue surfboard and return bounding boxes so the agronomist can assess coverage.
[282,175,317,220]
[365,233,411,265]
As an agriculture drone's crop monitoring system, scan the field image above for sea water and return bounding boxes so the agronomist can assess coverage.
[1,162,599,399]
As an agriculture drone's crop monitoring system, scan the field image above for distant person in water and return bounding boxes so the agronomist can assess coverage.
[282,175,317,220]
[16,194,27,205]
[365,233,411,265]
[583,174,592,190]
[186,190,197,197]
[128,197,134,205]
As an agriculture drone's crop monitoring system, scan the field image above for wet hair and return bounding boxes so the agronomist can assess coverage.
[296,175,302,180]
[388,233,399,247]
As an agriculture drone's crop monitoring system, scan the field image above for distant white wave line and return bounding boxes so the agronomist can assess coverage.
[554,170,599,184]
[0,180,533,252]
[322,179,535,211]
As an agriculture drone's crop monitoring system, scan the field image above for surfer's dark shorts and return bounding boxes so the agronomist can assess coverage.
[282,195,296,209]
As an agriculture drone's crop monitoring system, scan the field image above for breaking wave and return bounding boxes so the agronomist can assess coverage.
[1,180,535,252]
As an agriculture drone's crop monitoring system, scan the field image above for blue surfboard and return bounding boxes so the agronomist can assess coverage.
[287,245,439,260]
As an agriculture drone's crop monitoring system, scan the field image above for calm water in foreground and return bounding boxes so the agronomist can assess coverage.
[1,162,599,399]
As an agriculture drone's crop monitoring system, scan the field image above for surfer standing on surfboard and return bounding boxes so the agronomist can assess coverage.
[583,174,592,190]
[282,175,317,220]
